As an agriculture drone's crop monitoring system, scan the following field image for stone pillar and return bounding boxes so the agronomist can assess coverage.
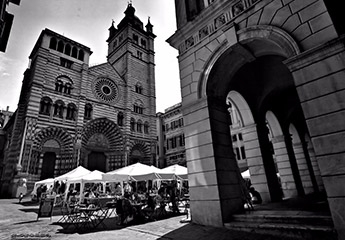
[292,142,313,195]
[242,124,270,202]
[285,37,345,239]
[306,141,324,191]
[272,135,297,199]
[182,97,243,227]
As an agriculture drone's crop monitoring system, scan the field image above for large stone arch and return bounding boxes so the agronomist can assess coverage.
[33,127,73,152]
[82,117,123,151]
[198,25,300,99]
[81,118,124,171]
[32,127,74,177]
[181,25,304,225]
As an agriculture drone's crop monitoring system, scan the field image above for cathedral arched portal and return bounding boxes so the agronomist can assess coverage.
[128,140,151,165]
[200,26,320,205]
[81,118,124,172]
[32,127,74,179]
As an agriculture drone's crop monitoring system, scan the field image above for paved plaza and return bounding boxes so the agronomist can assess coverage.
[0,197,300,240]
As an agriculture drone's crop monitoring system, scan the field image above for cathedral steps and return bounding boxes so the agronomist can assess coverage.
[224,210,337,240]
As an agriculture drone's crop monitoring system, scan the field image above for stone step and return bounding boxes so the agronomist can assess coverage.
[225,211,337,240]
[231,211,334,226]
[224,222,337,240]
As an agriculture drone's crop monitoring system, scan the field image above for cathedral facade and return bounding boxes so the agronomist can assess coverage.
[0,4,157,196]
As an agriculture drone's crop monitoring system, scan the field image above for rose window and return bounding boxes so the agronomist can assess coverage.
[92,77,118,103]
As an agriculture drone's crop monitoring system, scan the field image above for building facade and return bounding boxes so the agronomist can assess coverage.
[0,0,20,52]
[168,0,345,238]
[0,3,157,197]
[156,103,186,168]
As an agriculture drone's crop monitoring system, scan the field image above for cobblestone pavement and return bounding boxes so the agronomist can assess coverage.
[0,197,296,240]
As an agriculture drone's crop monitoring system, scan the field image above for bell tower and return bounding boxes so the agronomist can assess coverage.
[106,3,157,165]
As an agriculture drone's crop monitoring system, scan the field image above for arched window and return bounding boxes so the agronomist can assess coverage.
[39,97,52,115]
[144,122,149,134]
[117,112,124,126]
[64,83,71,94]
[130,118,135,131]
[55,76,73,94]
[49,37,57,50]
[78,50,84,61]
[64,44,71,56]
[72,47,78,58]
[53,100,65,118]
[57,40,64,53]
[137,120,142,132]
[55,80,63,92]
[84,103,92,119]
[135,83,143,94]
[66,103,77,121]
[133,99,144,114]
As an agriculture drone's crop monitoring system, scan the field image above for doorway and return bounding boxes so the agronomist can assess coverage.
[41,152,56,180]
[88,151,106,172]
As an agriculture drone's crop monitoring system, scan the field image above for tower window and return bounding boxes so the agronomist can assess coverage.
[144,122,149,134]
[84,103,92,120]
[137,51,143,59]
[53,100,65,118]
[60,58,73,69]
[64,44,71,56]
[72,47,78,58]
[137,120,142,132]
[49,37,57,50]
[66,103,77,120]
[113,40,118,49]
[78,50,84,61]
[57,40,64,53]
[117,112,124,126]
[39,97,52,115]
[135,84,143,94]
[133,105,143,114]
[133,34,139,44]
[130,118,135,131]
[141,39,146,48]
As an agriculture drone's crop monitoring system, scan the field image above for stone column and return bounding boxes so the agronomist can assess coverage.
[306,141,324,191]
[242,124,270,202]
[285,37,345,239]
[182,97,243,227]
[292,142,313,195]
[272,135,297,198]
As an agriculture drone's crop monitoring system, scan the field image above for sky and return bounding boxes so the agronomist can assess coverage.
[0,0,181,113]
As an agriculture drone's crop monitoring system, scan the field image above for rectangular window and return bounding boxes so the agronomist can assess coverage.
[141,39,146,48]
[235,147,240,160]
[137,51,143,59]
[60,58,73,69]
[133,34,139,44]
[232,135,237,142]
[240,146,246,159]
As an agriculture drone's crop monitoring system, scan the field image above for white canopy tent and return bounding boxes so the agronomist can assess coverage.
[103,162,167,182]
[54,166,91,181]
[30,178,54,198]
[65,170,106,202]
[161,164,188,180]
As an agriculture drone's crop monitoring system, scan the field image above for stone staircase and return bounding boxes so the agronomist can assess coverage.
[224,210,338,240]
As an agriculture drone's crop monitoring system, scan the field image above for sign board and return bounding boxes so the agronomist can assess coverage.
[37,197,55,220]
